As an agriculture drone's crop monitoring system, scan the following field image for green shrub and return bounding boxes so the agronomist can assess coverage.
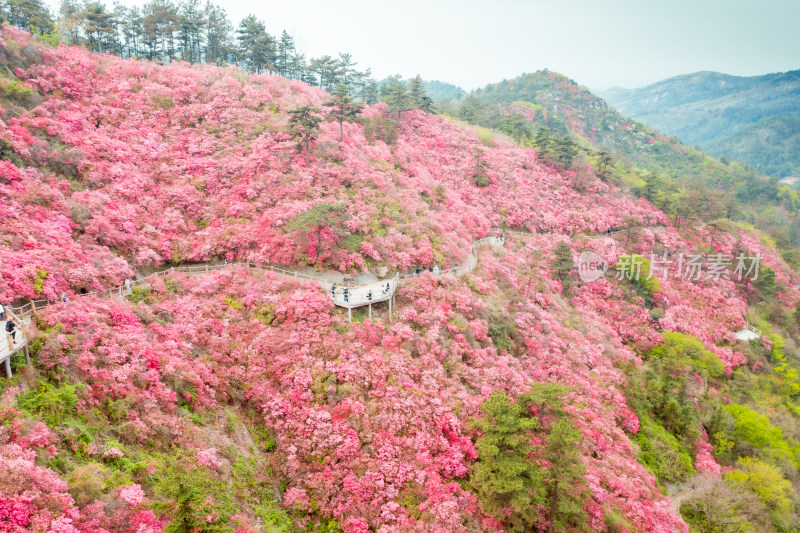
[719,404,800,467]
[474,175,490,187]
[725,457,795,528]
[487,310,516,352]
[18,382,81,426]
[649,332,724,378]
[633,415,695,484]
[67,463,110,505]
[224,296,242,310]
[128,286,154,304]
[33,268,47,295]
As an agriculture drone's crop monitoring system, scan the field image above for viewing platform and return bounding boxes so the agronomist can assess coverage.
[1,315,30,378]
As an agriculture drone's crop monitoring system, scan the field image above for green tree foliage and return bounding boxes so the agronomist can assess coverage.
[83,2,117,54]
[153,449,293,533]
[596,151,614,180]
[711,404,800,469]
[323,85,363,142]
[363,114,397,145]
[235,14,275,74]
[472,148,490,187]
[554,136,579,168]
[486,307,517,352]
[407,74,433,112]
[649,332,724,378]
[18,381,81,426]
[1,0,54,35]
[287,105,322,164]
[469,384,587,532]
[616,254,661,304]
[360,77,380,105]
[632,414,695,484]
[541,417,588,533]
[381,74,410,119]
[308,55,338,91]
[504,112,532,147]
[469,390,545,531]
[753,265,776,296]
[725,457,796,530]
[628,332,723,448]
[552,242,574,288]
[3,0,381,99]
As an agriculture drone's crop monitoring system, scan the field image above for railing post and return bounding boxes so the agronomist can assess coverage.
[3,357,10,378]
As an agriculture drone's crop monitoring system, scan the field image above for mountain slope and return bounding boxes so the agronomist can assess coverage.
[456,70,800,260]
[601,69,800,177]
[3,26,800,533]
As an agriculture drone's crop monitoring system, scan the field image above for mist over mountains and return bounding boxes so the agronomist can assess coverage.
[601,70,800,178]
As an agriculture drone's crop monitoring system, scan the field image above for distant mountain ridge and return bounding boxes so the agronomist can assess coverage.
[601,69,800,177]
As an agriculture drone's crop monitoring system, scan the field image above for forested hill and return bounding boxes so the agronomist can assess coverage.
[4,17,800,533]
[601,70,800,178]
[446,70,800,265]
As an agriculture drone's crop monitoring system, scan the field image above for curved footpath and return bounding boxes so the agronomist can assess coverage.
[3,225,674,374]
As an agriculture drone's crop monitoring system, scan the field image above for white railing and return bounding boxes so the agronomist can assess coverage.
[1,305,28,372]
[747,323,762,338]
[6,224,677,321]
[329,273,400,308]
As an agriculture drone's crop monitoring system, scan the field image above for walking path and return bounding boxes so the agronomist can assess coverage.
[1,307,31,378]
[0,223,691,374]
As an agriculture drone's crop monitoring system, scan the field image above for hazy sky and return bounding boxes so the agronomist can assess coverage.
[50,0,800,91]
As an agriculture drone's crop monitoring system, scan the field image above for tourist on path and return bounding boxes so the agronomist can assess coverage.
[5,320,16,345]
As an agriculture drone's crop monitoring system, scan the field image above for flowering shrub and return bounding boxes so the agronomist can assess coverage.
[3,26,800,532]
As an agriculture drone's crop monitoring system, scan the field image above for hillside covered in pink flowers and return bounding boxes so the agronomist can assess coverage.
[2,25,800,533]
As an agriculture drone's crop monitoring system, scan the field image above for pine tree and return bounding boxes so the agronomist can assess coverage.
[469,390,545,532]
[361,78,379,105]
[337,52,356,93]
[408,75,425,106]
[277,30,294,77]
[541,418,588,532]
[555,136,579,168]
[287,105,322,165]
[236,15,274,73]
[381,74,409,119]
[405,75,435,113]
[552,241,574,288]
[419,94,435,113]
[204,1,231,66]
[177,0,205,63]
[142,0,179,63]
[504,112,532,146]
[597,150,613,180]
[58,0,84,45]
[1,0,54,35]
[83,2,117,54]
[324,85,363,142]
[308,55,338,90]
[534,126,554,161]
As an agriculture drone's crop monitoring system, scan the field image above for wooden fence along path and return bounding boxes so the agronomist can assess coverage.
[1,305,31,377]
[1,224,681,374]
